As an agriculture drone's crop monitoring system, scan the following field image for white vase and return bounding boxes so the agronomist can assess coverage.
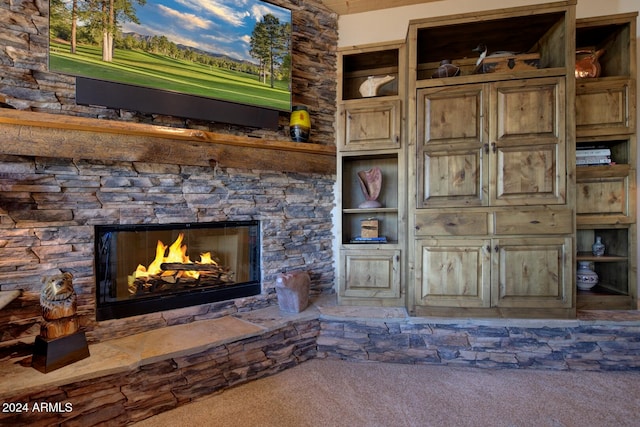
[576,261,598,290]
[592,236,605,256]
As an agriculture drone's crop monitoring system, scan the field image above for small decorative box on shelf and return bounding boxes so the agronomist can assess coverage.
[360,218,379,238]
[478,53,540,74]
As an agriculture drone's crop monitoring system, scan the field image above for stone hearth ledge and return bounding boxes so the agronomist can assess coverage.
[0,290,20,310]
[0,302,321,400]
[3,293,640,401]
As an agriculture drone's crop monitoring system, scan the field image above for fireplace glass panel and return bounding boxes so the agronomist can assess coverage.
[95,221,260,320]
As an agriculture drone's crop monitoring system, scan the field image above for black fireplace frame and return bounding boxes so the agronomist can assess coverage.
[94,221,261,321]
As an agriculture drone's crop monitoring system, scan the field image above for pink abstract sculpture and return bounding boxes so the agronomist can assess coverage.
[357,167,383,208]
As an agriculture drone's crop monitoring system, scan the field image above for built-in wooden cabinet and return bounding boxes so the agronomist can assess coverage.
[335,2,638,316]
[575,13,638,310]
[407,1,576,317]
[414,235,572,314]
[337,42,406,306]
[417,77,566,209]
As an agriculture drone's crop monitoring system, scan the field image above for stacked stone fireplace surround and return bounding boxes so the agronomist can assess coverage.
[0,0,339,345]
[2,1,640,425]
[0,0,340,423]
[0,155,336,337]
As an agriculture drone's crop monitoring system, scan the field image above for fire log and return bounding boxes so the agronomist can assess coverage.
[160,263,225,272]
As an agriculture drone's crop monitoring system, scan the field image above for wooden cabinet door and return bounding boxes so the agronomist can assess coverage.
[415,239,491,307]
[340,249,401,299]
[576,78,635,137]
[577,176,630,218]
[338,99,401,151]
[416,85,488,208]
[417,78,566,208]
[492,237,572,309]
[490,77,566,206]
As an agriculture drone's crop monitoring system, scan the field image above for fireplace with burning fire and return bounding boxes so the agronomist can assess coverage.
[95,221,261,320]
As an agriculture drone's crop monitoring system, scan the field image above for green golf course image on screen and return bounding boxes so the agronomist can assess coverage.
[49,0,292,113]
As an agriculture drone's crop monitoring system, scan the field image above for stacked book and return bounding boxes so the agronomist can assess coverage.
[576,147,612,166]
[350,236,388,243]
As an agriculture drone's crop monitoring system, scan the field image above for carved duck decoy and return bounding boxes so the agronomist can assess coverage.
[432,59,460,78]
[473,43,489,66]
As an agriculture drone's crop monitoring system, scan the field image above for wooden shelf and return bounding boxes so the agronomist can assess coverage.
[343,241,399,247]
[576,163,630,178]
[577,287,634,310]
[340,46,400,100]
[0,109,336,175]
[415,68,567,88]
[576,252,628,262]
[343,208,398,214]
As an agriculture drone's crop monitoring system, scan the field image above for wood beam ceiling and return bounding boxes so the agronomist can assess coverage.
[321,0,444,15]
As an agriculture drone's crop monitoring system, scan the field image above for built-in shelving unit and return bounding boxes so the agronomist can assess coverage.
[407,1,576,318]
[337,42,406,305]
[575,12,638,310]
[334,2,638,316]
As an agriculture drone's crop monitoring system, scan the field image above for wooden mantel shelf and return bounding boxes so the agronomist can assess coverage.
[0,109,336,175]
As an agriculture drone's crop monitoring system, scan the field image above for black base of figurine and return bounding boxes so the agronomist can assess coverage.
[31,332,90,373]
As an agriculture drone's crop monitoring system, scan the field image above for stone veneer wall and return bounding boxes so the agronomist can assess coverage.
[317,318,640,371]
[0,155,335,347]
[0,0,337,142]
[0,0,338,351]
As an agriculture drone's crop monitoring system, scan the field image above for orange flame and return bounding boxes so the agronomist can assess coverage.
[130,233,217,283]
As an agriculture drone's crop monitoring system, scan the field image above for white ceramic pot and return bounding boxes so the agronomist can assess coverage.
[576,261,598,290]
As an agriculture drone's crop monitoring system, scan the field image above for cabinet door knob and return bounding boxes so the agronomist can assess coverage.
[491,142,497,153]
[483,143,489,154]
[494,245,499,252]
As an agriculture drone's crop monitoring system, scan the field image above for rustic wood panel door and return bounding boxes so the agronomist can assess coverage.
[416,84,488,208]
[338,99,402,151]
[415,239,491,307]
[576,78,634,137]
[490,77,566,206]
[340,249,401,299]
[491,237,572,309]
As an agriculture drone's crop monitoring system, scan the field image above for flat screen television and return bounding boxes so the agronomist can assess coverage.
[49,0,292,128]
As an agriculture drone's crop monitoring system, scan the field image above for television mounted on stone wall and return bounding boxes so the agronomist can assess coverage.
[48,0,292,128]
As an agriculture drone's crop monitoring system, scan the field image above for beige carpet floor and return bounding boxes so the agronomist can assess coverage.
[132,358,640,427]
